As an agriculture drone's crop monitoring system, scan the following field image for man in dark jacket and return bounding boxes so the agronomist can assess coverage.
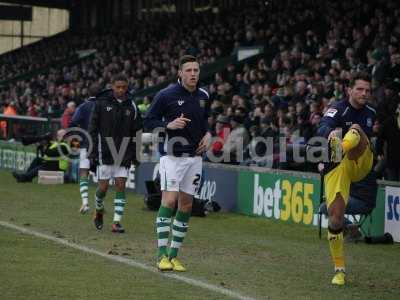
[88,74,142,233]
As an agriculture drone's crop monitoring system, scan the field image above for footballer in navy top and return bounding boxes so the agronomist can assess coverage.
[149,56,212,268]
[144,79,210,156]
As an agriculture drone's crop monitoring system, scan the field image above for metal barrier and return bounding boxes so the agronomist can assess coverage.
[0,114,61,140]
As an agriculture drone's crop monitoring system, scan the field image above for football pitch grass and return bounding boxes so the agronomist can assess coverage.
[0,170,399,300]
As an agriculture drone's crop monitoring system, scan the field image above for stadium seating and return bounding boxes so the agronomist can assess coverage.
[1,0,399,176]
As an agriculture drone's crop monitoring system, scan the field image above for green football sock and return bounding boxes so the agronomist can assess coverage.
[169,210,190,259]
[95,189,106,211]
[113,191,126,223]
[79,176,89,205]
[156,205,173,258]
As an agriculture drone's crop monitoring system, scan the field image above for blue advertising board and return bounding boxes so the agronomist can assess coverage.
[133,162,238,211]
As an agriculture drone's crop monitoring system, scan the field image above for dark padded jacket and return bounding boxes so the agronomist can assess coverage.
[88,89,142,167]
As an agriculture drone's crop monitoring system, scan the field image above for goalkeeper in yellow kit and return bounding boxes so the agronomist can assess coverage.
[317,72,376,285]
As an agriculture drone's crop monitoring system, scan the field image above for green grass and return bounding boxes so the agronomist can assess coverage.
[0,228,225,300]
[0,170,399,299]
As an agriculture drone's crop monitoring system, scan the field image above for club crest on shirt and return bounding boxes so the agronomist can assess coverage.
[199,99,206,108]
[125,109,131,116]
[324,108,337,117]
[178,100,184,106]
[367,118,372,127]
[106,106,112,112]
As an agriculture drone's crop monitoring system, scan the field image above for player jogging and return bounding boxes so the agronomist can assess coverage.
[88,74,142,233]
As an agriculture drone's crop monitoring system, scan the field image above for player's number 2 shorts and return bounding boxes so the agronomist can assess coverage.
[159,155,202,196]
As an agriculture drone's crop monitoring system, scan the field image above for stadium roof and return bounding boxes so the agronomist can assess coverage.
[2,0,71,9]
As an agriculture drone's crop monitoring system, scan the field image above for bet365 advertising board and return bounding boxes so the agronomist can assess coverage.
[237,170,324,227]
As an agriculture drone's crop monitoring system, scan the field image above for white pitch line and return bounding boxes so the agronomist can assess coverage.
[0,221,256,300]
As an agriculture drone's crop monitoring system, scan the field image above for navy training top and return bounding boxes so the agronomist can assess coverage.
[144,80,211,156]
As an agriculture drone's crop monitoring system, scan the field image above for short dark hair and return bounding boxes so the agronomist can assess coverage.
[179,55,198,69]
[349,71,371,87]
[111,74,128,84]
[89,83,100,96]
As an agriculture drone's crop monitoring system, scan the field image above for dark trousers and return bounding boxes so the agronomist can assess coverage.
[15,157,44,182]
[13,157,62,182]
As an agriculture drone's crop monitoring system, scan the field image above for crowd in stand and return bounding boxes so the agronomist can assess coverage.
[201,0,400,179]
[0,34,77,81]
[1,0,400,179]
[0,6,252,117]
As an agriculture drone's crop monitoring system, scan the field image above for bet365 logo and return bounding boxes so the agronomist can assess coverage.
[387,195,400,221]
[252,174,315,225]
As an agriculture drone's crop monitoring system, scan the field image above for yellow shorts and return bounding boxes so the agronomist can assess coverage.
[324,146,373,208]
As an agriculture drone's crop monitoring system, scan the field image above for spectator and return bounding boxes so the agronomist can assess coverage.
[0,101,17,139]
[222,115,249,164]
[368,49,387,85]
[61,101,76,129]
[138,96,151,114]
[386,51,400,81]
[376,81,400,122]
[209,115,231,160]
[376,103,400,181]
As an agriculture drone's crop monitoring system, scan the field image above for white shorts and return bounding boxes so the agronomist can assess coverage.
[159,155,202,195]
[79,148,90,169]
[97,164,129,180]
